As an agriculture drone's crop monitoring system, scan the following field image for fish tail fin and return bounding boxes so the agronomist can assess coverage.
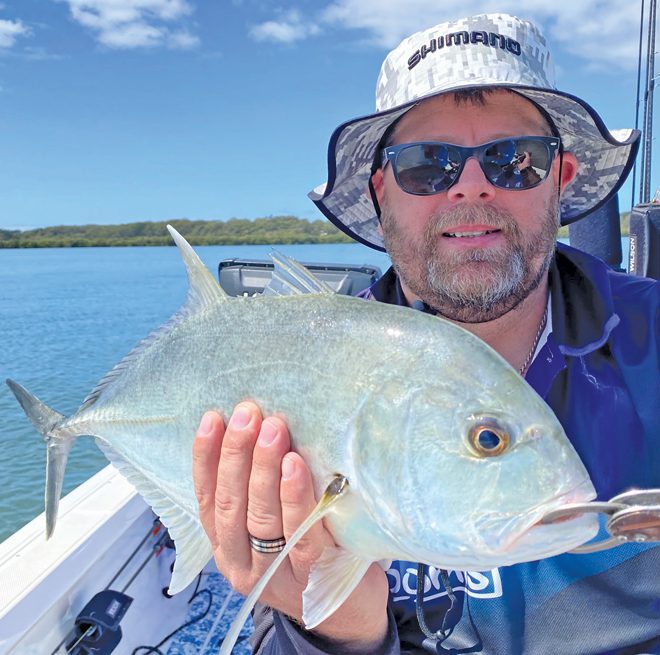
[6,379,75,539]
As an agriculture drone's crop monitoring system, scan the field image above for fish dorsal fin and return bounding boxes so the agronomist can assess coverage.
[79,226,228,412]
[263,251,334,296]
[302,546,372,629]
[218,475,349,655]
[167,224,229,307]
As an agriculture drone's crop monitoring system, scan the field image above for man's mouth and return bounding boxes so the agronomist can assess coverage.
[443,229,501,238]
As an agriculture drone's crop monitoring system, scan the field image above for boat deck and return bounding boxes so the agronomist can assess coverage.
[165,572,252,655]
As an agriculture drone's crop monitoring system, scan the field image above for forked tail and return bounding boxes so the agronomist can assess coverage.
[6,379,75,538]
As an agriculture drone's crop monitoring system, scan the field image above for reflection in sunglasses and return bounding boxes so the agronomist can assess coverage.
[382,136,560,195]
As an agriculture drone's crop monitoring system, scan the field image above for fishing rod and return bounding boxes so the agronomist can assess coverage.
[631,0,646,208]
[640,0,657,203]
[628,0,660,279]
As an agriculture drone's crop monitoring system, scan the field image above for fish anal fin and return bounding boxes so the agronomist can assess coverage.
[93,439,212,595]
[302,546,372,629]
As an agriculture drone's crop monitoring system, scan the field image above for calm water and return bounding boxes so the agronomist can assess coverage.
[0,243,391,542]
[0,239,630,543]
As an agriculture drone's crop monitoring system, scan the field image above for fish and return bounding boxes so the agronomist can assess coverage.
[7,225,598,652]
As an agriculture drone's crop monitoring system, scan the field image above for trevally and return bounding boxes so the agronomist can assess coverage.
[8,226,598,650]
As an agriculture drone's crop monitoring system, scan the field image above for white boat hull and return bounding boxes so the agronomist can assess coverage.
[0,465,218,655]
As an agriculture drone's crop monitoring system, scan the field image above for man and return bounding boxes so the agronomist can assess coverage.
[192,14,660,654]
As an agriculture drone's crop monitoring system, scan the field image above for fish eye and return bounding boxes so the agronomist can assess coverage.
[468,420,510,457]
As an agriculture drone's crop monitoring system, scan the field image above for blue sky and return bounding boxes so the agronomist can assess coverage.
[0,0,654,229]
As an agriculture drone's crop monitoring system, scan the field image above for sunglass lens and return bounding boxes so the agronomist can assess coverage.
[482,139,551,190]
[395,144,461,194]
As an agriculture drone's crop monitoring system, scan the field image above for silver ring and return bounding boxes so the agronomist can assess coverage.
[249,534,286,553]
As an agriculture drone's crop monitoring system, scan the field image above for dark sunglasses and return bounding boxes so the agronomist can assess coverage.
[381,136,561,195]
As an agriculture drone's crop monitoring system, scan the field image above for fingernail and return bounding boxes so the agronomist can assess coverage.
[230,406,251,429]
[282,454,295,480]
[258,420,278,446]
[198,412,215,437]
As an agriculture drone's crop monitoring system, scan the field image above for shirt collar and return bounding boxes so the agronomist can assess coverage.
[365,242,619,357]
[549,242,620,356]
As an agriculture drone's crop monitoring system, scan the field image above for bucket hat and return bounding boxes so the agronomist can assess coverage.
[309,13,640,251]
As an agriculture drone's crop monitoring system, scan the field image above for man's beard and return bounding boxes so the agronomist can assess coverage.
[380,196,559,323]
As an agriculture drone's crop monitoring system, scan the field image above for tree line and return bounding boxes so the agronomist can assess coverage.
[0,217,354,248]
[0,213,631,249]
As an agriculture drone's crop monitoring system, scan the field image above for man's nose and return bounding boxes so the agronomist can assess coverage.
[446,157,496,203]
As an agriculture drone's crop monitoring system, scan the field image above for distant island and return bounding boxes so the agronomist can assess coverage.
[0,216,354,248]
[0,213,631,248]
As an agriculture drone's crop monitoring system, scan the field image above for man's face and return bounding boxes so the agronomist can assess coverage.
[372,90,576,323]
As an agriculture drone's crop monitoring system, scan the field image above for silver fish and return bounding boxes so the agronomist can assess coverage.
[7,226,597,648]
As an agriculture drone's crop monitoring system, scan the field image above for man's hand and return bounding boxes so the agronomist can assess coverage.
[192,403,390,649]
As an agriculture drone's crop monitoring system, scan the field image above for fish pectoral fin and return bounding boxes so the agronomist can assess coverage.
[302,547,372,629]
[218,475,349,655]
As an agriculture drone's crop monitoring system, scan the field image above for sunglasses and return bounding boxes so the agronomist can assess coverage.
[381,136,561,195]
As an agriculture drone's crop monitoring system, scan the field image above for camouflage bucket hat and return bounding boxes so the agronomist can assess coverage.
[308,13,640,252]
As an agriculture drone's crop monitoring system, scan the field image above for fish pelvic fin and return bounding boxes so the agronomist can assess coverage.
[263,251,335,296]
[219,475,350,655]
[6,379,75,539]
[302,547,372,629]
[167,224,230,306]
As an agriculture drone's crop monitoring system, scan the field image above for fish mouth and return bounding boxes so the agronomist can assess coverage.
[492,481,599,559]
[470,480,596,555]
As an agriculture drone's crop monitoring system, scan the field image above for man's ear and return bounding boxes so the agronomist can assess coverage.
[371,168,385,205]
[557,151,578,193]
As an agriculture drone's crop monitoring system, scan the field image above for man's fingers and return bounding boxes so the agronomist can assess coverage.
[215,402,262,568]
[280,452,334,584]
[192,411,225,549]
[247,417,290,547]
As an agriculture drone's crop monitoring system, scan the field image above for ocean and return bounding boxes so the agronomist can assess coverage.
[0,238,630,543]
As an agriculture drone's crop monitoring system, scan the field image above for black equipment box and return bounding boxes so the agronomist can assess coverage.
[217,259,382,297]
[628,204,660,279]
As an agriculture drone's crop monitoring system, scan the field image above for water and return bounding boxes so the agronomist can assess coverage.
[0,239,630,543]
[0,243,391,542]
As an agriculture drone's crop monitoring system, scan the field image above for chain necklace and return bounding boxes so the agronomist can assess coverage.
[519,305,548,376]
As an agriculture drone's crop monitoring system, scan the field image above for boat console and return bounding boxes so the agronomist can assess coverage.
[217,259,382,296]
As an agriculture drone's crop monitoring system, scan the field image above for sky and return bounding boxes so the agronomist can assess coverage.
[0,0,656,230]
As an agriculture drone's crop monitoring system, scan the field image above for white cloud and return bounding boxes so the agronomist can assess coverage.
[0,18,30,48]
[249,9,320,44]
[168,29,199,49]
[326,0,644,69]
[60,0,199,49]
[249,0,644,70]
